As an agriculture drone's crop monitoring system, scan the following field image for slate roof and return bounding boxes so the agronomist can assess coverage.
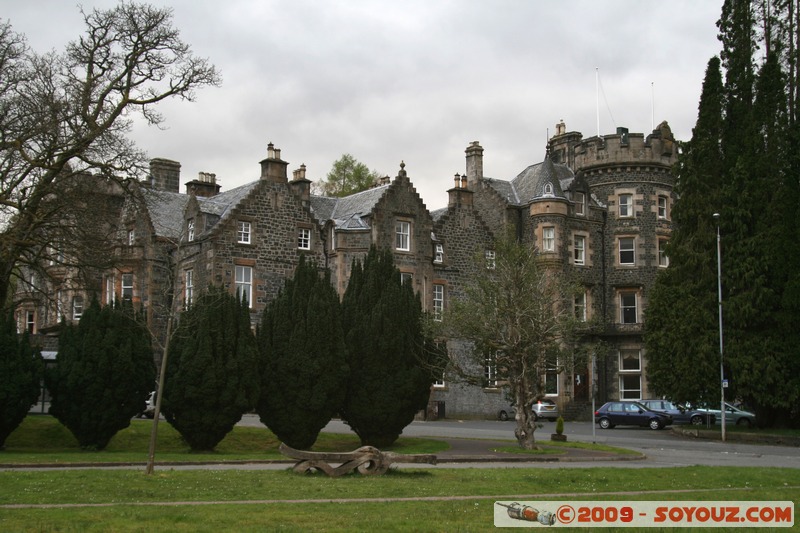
[141,188,190,240]
[310,184,391,230]
[484,155,575,207]
[197,180,260,222]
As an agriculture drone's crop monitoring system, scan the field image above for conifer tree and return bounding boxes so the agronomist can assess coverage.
[46,299,155,450]
[256,257,348,450]
[162,287,259,451]
[645,57,726,403]
[340,247,437,448]
[0,312,42,448]
[648,1,800,426]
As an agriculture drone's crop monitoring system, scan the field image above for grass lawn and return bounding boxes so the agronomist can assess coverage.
[1,416,798,531]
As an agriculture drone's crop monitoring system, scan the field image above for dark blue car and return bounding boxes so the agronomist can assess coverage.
[595,401,673,430]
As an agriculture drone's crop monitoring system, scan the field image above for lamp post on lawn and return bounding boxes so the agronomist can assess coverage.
[713,213,726,442]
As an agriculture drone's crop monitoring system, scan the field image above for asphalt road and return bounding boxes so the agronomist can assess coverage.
[238,415,800,470]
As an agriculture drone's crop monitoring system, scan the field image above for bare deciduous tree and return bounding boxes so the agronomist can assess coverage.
[0,3,220,310]
[443,228,587,450]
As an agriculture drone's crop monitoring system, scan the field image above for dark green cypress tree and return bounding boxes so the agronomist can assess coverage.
[340,247,437,448]
[256,256,348,449]
[0,312,42,448]
[162,287,259,451]
[46,299,155,450]
[726,39,800,424]
[645,57,726,404]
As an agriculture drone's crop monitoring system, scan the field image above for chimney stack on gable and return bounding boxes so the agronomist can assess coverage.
[448,172,473,208]
[260,142,288,183]
[465,141,483,187]
[185,171,221,197]
[290,163,311,206]
[149,158,181,193]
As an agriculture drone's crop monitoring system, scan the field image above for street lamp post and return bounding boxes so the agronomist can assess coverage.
[713,213,726,442]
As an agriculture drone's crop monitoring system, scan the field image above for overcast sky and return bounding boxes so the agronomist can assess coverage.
[6,1,723,209]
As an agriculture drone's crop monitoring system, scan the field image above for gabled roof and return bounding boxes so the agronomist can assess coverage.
[311,184,391,230]
[141,188,190,240]
[197,180,260,222]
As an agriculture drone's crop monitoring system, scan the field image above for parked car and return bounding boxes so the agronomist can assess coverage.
[689,402,756,427]
[595,401,673,430]
[639,399,716,426]
[497,399,560,422]
[137,391,156,419]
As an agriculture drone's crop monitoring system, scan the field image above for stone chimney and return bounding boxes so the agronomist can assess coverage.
[259,142,288,183]
[185,172,221,197]
[448,173,474,208]
[465,141,483,187]
[149,158,181,193]
[289,164,311,206]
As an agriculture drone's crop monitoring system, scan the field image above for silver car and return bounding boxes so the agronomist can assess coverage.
[498,399,560,421]
[691,402,756,427]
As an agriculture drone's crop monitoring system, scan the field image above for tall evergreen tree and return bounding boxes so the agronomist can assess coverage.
[645,57,726,404]
[256,257,349,450]
[340,247,437,448]
[162,287,259,451]
[46,299,155,450]
[649,1,800,426]
[0,312,42,447]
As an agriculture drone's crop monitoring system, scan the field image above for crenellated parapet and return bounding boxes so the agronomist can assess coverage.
[549,121,678,176]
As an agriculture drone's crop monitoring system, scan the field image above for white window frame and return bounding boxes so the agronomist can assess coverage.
[185,269,194,307]
[485,250,496,270]
[400,272,413,286]
[434,243,444,264]
[620,291,638,324]
[658,239,669,267]
[484,353,498,388]
[574,291,587,322]
[395,221,410,251]
[544,368,559,396]
[235,265,253,308]
[187,219,195,242]
[237,221,251,244]
[127,229,135,246]
[618,194,633,218]
[619,374,642,400]
[72,296,84,321]
[658,195,668,219]
[298,228,311,250]
[433,284,444,321]
[619,237,635,265]
[574,191,585,216]
[542,227,555,252]
[26,311,35,334]
[618,349,642,400]
[121,273,134,301]
[574,235,585,265]
[105,276,115,305]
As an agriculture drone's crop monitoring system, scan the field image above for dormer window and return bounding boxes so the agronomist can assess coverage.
[574,192,585,216]
[187,219,195,242]
[543,183,553,196]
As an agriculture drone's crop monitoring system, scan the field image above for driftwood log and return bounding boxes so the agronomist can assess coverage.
[279,443,438,477]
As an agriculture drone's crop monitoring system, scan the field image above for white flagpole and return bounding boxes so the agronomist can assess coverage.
[596,68,600,137]
[651,81,655,131]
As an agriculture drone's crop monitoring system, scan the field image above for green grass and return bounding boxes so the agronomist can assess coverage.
[2,416,797,531]
[0,416,449,464]
[0,468,797,531]
[494,439,642,455]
